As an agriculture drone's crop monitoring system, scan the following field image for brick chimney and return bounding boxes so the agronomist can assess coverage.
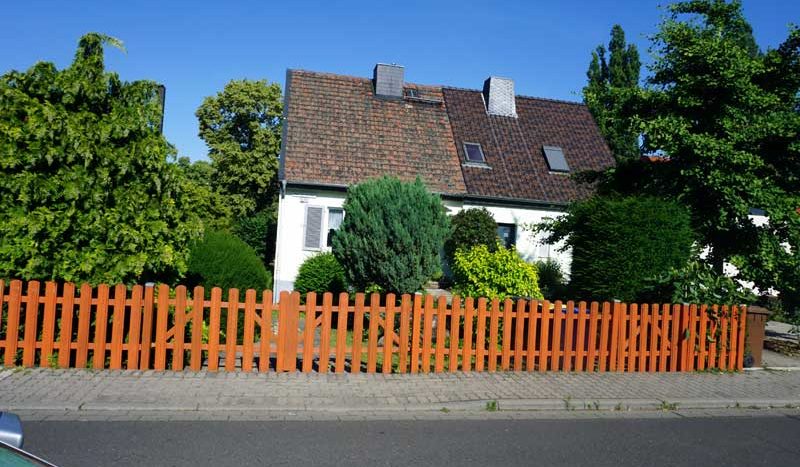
[373,63,404,98]
[482,76,517,117]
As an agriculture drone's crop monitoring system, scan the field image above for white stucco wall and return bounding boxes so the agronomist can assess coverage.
[272,186,571,296]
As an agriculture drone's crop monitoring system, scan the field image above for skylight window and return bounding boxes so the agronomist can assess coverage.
[543,146,570,172]
[464,142,486,164]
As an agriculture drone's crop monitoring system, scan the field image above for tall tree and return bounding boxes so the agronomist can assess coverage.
[634,1,800,313]
[196,79,282,217]
[584,25,642,161]
[0,33,202,284]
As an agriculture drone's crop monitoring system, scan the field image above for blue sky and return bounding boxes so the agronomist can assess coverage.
[2,1,797,160]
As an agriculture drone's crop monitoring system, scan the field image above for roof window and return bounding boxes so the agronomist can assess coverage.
[464,142,486,164]
[543,146,570,172]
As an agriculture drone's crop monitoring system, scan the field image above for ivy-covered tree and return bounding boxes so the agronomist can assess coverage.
[583,24,642,162]
[332,176,450,294]
[634,0,800,314]
[0,33,201,284]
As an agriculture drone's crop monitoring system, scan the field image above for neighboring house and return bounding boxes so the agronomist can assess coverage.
[272,64,615,294]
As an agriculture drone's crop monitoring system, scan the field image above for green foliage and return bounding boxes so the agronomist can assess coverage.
[332,176,450,294]
[589,1,800,317]
[0,33,202,284]
[639,260,756,306]
[233,208,276,265]
[584,25,642,162]
[451,243,543,301]
[537,196,694,302]
[534,259,567,300]
[294,252,347,296]
[444,208,498,261]
[185,230,271,292]
[196,79,282,217]
[174,157,233,231]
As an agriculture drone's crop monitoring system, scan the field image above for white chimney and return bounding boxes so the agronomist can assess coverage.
[482,76,517,117]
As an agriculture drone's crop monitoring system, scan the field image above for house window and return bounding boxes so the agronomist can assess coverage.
[543,145,570,173]
[326,208,344,247]
[303,205,324,250]
[463,142,486,163]
[497,223,516,248]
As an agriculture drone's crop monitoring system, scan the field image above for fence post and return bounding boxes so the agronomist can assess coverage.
[277,291,299,372]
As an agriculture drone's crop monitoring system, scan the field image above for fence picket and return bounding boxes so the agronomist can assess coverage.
[728,305,738,370]
[736,306,747,370]
[92,284,110,369]
[597,302,611,371]
[421,295,435,373]
[128,285,143,370]
[575,301,587,371]
[0,281,4,363]
[40,282,58,368]
[22,281,41,367]
[366,293,380,373]
[669,304,681,372]
[697,305,708,371]
[154,284,169,371]
[110,284,127,370]
[513,299,525,372]
[382,294,395,374]
[551,300,563,371]
[719,306,729,371]
[242,289,257,372]
[75,284,92,369]
[450,296,462,372]
[648,304,659,372]
[207,288,222,372]
[352,293,366,373]
[58,283,76,368]
[410,294,422,373]
[302,292,317,373]
[398,294,411,373]
[679,304,689,371]
[500,298,513,371]
[475,298,488,372]
[526,300,539,372]
[189,286,204,371]
[538,300,551,372]
[224,289,240,372]
[488,299,500,372]
[563,300,575,372]
[687,304,698,371]
[463,297,475,372]
[319,292,334,373]
[139,285,155,370]
[435,296,447,373]
[259,290,273,372]
[337,292,350,374]
[616,303,628,372]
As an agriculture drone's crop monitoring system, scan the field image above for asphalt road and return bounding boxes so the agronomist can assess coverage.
[22,415,800,466]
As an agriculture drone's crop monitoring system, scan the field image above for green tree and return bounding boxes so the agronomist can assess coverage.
[631,1,800,314]
[196,79,282,217]
[175,157,233,231]
[536,196,695,302]
[444,208,498,262]
[583,24,642,161]
[0,33,201,284]
[332,176,450,294]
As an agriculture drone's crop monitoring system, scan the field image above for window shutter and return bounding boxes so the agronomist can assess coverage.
[304,206,323,250]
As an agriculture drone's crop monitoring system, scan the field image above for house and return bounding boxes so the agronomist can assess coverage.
[272,64,615,294]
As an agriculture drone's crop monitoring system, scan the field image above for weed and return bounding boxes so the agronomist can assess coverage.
[485,400,498,412]
[440,407,450,413]
[659,401,678,411]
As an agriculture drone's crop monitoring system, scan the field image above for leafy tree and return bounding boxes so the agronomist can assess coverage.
[629,1,800,315]
[175,157,233,231]
[451,243,543,301]
[0,33,201,284]
[196,79,282,217]
[444,208,498,261]
[583,25,642,161]
[294,252,347,296]
[536,196,695,302]
[332,176,450,294]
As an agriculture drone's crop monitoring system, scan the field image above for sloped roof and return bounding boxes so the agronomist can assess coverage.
[281,69,615,204]
[280,70,466,194]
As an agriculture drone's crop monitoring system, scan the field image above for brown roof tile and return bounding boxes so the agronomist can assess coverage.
[281,70,466,194]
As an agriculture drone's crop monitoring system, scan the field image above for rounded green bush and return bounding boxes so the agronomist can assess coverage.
[451,242,543,301]
[294,252,347,296]
[185,230,272,292]
[444,208,498,261]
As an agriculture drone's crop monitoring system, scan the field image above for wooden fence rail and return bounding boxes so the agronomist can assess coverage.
[0,280,747,373]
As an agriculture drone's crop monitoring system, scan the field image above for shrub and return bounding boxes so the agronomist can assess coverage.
[535,259,567,300]
[451,243,543,301]
[535,196,694,302]
[233,209,276,266]
[332,176,450,294]
[639,260,756,306]
[294,252,347,296]
[444,208,498,261]
[185,230,272,292]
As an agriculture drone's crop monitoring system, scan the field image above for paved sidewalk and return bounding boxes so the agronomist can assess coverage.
[1,368,799,421]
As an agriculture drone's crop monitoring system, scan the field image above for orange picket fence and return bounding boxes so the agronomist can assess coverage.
[0,280,747,373]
